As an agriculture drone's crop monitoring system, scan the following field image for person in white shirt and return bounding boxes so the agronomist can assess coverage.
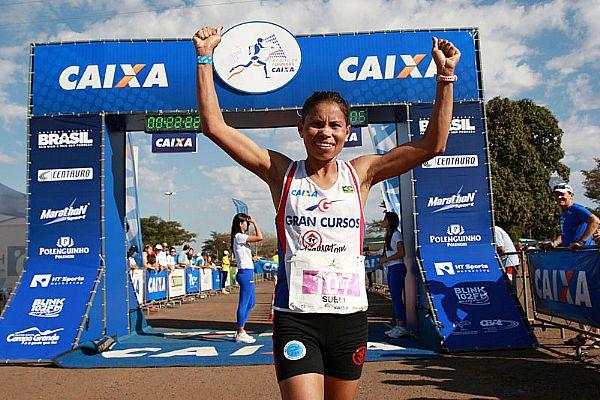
[493,226,520,284]
[231,213,263,343]
[155,244,168,271]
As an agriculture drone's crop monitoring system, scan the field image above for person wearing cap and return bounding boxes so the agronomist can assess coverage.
[221,250,231,294]
[546,183,600,347]
[546,183,599,249]
[155,244,168,271]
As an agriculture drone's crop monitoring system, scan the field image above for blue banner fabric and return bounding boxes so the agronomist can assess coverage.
[232,198,249,215]
[186,268,200,294]
[145,270,168,302]
[212,270,222,291]
[151,133,197,153]
[0,115,103,361]
[31,30,478,115]
[411,102,534,351]
[527,249,600,327]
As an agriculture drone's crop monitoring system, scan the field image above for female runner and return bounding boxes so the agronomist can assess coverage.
[194,26,460,400]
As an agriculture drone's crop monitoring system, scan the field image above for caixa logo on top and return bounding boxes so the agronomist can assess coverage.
[59,63,168,90]
[339,54,438,81]
[213,21,302,94]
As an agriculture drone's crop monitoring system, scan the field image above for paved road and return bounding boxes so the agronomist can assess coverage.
[0,281,597,399]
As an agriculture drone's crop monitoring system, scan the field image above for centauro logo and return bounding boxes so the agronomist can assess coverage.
[338,54,437,81]
[59,64,168,90]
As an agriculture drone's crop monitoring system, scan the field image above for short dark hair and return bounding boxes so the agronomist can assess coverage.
[301,91,349,125]
[183,244,190,251]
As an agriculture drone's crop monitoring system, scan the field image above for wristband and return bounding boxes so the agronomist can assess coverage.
[197,55,213,65]
[435,74,457,82]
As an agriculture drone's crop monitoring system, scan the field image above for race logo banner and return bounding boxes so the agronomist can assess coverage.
[168,269,186,298]
[186,268,200,294]
[0,115,102,362]
[145,270,168,302]
[411,102,534,351]
[213,21,302,94]
[151,133,197,153]
[527,249,600,327]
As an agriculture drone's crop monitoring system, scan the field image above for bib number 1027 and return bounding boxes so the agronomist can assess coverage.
[302,270,360,297]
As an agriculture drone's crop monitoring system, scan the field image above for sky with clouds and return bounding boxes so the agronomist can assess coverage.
[0,0,598,244]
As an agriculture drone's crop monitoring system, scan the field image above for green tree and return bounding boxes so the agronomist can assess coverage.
[140,216,197,247]
[581,158,600,207]
[486,97,569,239]
[202,231,230,257]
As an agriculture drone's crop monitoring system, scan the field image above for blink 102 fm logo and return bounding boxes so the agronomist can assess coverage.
[213,21,302,94]
[434,261,490,275]
[28,298,65,318]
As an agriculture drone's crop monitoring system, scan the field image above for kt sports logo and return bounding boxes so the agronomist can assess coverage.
[213,21,302,94]
[30,274,85,288]
[434,261,490,275]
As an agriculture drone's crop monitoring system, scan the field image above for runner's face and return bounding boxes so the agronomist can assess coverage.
[554,191,573,208]
[299,101,350,161]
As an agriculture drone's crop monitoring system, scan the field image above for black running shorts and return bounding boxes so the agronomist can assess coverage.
[272,310,368,382]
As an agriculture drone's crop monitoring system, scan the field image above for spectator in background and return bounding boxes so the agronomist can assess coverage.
[178,244,191,268]
[545,183,600,347]
[155,244,168,271]
[167,247,177,270]
[162,242,169,253]
[196,252,206,267]
[127,245,139,270]
[143,244,157,270]
[546,183,599,249]
[221,250,231,294]
[493,226,520,286]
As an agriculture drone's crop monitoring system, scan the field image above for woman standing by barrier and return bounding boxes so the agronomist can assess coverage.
[195,26,460,400]
[378,212,408,338]
[231,213,263,343]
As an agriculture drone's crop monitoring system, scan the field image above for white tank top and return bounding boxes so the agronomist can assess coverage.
[274,160,368,313]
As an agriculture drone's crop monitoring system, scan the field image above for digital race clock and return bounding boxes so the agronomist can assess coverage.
[145,114,202,132]
[348,108,368,127]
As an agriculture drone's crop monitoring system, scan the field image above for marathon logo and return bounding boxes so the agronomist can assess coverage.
[533,269,592,307]
[286,215,361,229]
[422,155,479,169]
[454,286,490,306]
[39,199,90,225]
[59,64,168,90]
[38,130,93,149]
[338,54,437,81]
[429,224,482,247]
[38,236,90,260]
[37,167,93,182]
[6,327,63,346]
[418,117,477,134]
[427,187,477,213]
[28,298,65,318]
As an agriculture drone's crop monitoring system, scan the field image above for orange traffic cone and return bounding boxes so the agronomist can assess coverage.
[267,293,275,322]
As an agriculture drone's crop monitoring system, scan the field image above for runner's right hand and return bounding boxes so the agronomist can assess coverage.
[193,26,223,56]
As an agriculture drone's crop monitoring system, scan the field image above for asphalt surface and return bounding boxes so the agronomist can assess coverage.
[0,280,598,399]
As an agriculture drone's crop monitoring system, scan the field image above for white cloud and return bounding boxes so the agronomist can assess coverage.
[0,151,16,164]
[566,75,600,112]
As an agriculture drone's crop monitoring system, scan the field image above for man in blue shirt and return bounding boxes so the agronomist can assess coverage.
[548,183,599,249]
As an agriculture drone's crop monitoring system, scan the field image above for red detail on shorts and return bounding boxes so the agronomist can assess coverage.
[352,345,367,366]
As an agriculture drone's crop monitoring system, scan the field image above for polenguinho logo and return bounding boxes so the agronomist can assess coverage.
[213,21,302,94]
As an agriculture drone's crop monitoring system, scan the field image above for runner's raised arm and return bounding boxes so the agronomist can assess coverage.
[193,27,290,199]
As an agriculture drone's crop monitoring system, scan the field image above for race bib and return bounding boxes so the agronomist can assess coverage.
[288,250,368,313]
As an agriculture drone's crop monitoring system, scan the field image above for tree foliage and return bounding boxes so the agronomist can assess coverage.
[140,216,197,247]
[486,97,569,239]
[582,158,600,207]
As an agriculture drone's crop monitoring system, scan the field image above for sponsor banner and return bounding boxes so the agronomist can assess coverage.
[31,29,478,115]
[344,127,362,148]
[151,133,197,153]
[212,268,222,290]
[200,268,213,292]
[186,268,200,294]
[28,221,100,267]
[0,262,99,360]
[29,192,100,227]
[129,269,144,306]
[365,255,382,271]
[422,246,535,350]
[145,270,168,302]
[527,249,600,327]
[422,155,478,169]
[37,167,94,182]
[168,269,186,298]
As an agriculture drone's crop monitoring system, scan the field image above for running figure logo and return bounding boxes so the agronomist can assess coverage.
[213,21,302,94]
[228,35,283,80]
